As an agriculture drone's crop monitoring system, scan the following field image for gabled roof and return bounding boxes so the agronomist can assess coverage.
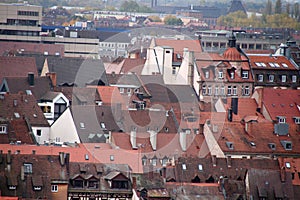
[0,93,49,127]
[248,55,298,70]
[0,56,38,82]
[1,76,53,100]
[120,58,146,74]
[45,57,108,87]
[261,88,300,123]
[154,38,202,55]
[96,86,123,105]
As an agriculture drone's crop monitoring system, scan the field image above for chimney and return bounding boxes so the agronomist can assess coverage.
[21,166,25,181]
[226,156,232,168]
[179,132,187,152]
[59,152,65,166]
[130,131,137,149]
[46,72,57,87]
[150,131,157,151]
[231,97,238,115]
[212,155,217,167]
[228,108,233,122]
[7,150,11,164]
[28,72,35,86]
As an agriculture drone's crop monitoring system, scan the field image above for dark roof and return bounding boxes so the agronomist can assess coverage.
[46,57,108,87]
[1,76,53,100]
[227,0,247,14]
[191,6,223,18]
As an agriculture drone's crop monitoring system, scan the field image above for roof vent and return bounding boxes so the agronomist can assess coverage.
[280,140,292,150]
[226,142,234,150]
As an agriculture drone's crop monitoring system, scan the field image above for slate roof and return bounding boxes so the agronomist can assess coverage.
[0,93,49,127]
[1,76,53,100]
[0,56,38,82]
[227,0,246,14]
[45,57,108,87]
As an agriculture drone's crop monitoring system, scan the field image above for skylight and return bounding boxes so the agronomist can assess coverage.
[182,163,187,170]
[282,63,288,68]
[14,112,20,118]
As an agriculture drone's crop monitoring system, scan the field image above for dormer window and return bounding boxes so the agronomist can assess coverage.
[226,142,234,150]
[218,71,223,79]
[230,71,235,79]
[268,75,274,82]
[198,164,203,171]
[205,71,209,79]
[294,117,300,124]
[281,75,287,83]
[24,163,33,174]
[0,125,7,134]
[242,71,248,79]
[285,162,291,169]
[281,140,292,150]
[277,116,286,123]
[292,75,297,83]
[258,74,263,82]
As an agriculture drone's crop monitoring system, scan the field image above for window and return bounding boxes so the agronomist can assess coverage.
[243,86,250,96]
[232,86,237,95]
[242,71,248,79]
[230,71,235,79]
[127,88,131,94]
[172,67,176,75]
[215,86,219,95]
[205,71,209,79]
[100,122,106,129]
[0,125,7,134]
[198,164,203,171]
[152,158,157,166]
[294,117,300,124]
[258,74,263,82]
[220,86,225,95]
[281,75,286,83]
[207,85,212,95]
[110,155,114,161]
[227,86,232,95]
[74,180,84,188]
[278,116,286,123]
[182,163,187,170]
[119,88,124,93]
[202,85,206,95]
[24,163,32,174]
[36,129,41,136]
[54,100,67,120]
[88,180,99,189]
[51,185,58,192]
[285,162,291,169]
[269,75,274,82]
[292,75,297,83]
[226,142,234,150]
[218,71,223,79]
[79,122,85,129]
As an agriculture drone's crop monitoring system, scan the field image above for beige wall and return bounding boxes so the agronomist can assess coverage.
[51,184,68,200]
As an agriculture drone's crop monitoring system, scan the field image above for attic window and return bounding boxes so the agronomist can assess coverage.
[80,122,85,129]
[293,117,300,124]
[85,154,89,160]
[198,164,203,171]
[226,142,234,150]
[182,163,187,170]
[100,122,106,129]
[268,143,276,150]
[110,155,114,161]
[285,162,291,169]
[14,112,20,118]
[0,125,7,134]
[26,90,32,95]
[24,163,33,174]
[277,116,286,123]
[205,71,209,79]
[281,140,292,150]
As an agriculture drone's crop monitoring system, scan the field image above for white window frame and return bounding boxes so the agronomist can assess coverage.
[281,75,287,83]
[0,125,7,134]
[230,71,235,79]
[51,185,58,192]
[205,71,209,79]
[218,71,223,79]
[258,74,264,82]
[243,86,250,96]
[119,88,124,93]
[207,85,212,95]
[269,75,274,82]
[215,86,219,95]
[227,86,232,95]
[292,75,297,83]
[278,117,286,123]
[232,86,237,95]
[294,117,300,124]
[242,71,248,79]
[202,85,206,95]
[220,86,225,95]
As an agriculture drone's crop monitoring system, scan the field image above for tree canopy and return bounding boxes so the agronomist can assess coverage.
[164,15,183,26]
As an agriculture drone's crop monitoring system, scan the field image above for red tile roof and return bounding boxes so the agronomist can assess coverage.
[248,55,298,70]
[154,38,202,54]
[262,88,300,123]
[120,58,146,74]
[0,56,38,82]
[96,86,123,105]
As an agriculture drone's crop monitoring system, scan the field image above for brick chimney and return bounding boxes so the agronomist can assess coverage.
[46,72,57,87]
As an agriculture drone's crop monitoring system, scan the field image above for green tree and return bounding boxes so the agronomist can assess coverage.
[265,0,272,15]
[275,0,282,14]
[148,15,162,22]
[119,0,140,12]
[164,15,183,26]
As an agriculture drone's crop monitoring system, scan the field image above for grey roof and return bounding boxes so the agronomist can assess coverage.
[102,32,131,43]
[46,57,108,87]
[40,91,61,101]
